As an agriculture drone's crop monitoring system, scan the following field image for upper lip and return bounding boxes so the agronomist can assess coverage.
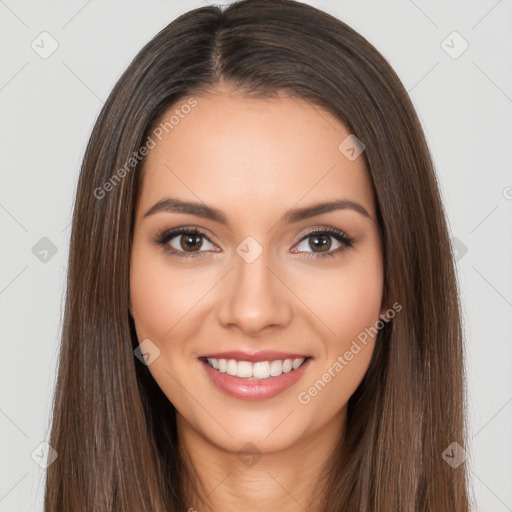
[198,350,311,363]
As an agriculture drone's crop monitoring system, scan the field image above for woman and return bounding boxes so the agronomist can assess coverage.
[44,0,472,510]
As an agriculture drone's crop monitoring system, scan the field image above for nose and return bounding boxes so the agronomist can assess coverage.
[216,249,293,337]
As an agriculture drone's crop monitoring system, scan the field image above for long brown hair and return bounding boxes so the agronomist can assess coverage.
[44,0,473,510]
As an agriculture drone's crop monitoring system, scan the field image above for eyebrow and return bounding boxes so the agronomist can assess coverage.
[143,197,371,225]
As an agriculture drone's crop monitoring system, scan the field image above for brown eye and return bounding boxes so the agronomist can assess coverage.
[155,227,218,259]
[291,228,354,258]
[173,232,205,252]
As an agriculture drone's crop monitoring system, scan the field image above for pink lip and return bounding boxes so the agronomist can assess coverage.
[198,350,310,363]
[199,357,312,401]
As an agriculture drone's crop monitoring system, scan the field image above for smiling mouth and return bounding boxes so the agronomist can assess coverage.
[200,356,311,380]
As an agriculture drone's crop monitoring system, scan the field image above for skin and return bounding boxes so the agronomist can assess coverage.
[129,86,385,512]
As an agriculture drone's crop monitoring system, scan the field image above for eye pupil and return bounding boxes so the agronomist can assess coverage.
[181,233,202,252]
[310,234,331,252]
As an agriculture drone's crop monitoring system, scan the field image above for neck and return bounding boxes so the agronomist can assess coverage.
[177,408,346,512]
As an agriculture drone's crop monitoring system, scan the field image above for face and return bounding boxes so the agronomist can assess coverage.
[129,88,385,455]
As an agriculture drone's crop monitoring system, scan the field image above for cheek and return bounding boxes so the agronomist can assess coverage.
[323,253,383,401]
[130,260,170,340]
[295,283,382,420]
[296,247,384,346]
[129,243,195,342]
[292,244,383,405]
[333,263,383,340]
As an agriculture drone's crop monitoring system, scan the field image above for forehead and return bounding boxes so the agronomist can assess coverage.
[136,90,375,222]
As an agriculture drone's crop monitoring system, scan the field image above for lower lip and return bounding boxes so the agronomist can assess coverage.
[200,358,312,401]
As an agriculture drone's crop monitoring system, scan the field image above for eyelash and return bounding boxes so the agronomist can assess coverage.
[154,225,355,260]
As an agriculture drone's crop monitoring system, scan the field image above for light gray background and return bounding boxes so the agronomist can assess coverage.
[0,1,511,511]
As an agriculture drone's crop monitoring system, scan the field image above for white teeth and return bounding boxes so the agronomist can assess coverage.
[226,359,238,376]
[218,358,227,372]
[237,360,253,378]
[292,358,303,370]
[252,361,271,379]
[205,357,306,379]
[269,360,283,376]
